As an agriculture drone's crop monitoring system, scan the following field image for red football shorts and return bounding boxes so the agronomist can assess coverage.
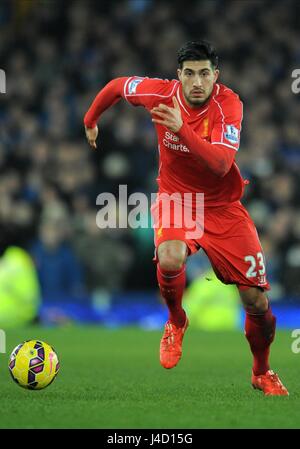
[151,198,270,291]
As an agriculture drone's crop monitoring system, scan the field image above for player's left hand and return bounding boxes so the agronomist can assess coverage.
[85,125,98,149]
[151,96,183,133]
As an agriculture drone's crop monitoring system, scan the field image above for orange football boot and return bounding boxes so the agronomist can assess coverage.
[252,370,289,396]
[160,318,189,369]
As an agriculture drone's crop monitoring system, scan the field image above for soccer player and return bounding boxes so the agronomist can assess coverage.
[84,40,288,396]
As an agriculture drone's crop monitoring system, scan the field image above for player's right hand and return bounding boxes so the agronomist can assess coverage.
[85,125,98,149]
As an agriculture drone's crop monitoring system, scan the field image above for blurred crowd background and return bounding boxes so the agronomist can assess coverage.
[0,0,299,311]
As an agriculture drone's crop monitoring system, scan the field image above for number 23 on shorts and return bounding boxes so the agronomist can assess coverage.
[244,252,266,283]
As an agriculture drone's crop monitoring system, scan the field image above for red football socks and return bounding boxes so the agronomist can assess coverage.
[157,264,186,327]
[245,306,276,376]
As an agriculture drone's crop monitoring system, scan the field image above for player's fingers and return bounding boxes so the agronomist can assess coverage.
[158,103,170,112]
[151,106,169,114]
[172,96,180,110]
[151,109,173,121]
[151,110,169,119]
[89,140,97,149]
[152,118,170,126]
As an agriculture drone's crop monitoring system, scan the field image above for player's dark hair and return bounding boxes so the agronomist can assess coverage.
[177,40,219,69]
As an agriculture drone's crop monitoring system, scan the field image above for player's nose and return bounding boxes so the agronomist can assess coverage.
[192,76,203,88]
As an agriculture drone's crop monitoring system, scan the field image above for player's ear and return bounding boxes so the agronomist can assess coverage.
[213,69,220,83]
[177,68,182,81]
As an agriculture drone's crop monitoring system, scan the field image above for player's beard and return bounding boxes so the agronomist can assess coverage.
[188,97,208,106]
[184,88,212,108]
[188,89,212,106]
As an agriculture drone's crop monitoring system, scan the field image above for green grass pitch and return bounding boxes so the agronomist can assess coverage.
[0,325,299,429]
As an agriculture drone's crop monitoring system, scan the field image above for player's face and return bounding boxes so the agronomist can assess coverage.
[177,60,219,108]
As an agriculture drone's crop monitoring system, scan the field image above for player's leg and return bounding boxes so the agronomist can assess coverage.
[239,286,288,395]
[157,239,189,369]
[199,201,288,394]
[151,195,199,368]
[239,286,275,376]
[157,239,188,326]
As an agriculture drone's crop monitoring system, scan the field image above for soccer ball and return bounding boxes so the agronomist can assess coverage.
[8,340,60,390]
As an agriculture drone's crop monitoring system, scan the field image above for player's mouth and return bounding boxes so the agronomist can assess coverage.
[190,90,205,97]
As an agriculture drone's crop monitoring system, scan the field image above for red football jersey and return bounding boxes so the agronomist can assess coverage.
[122,76,244,206]
[84,76,245,206]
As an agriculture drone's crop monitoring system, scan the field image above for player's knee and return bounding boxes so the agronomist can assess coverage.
[159,255,184,271]
[158,241,187,271]
[240,287,268,313]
